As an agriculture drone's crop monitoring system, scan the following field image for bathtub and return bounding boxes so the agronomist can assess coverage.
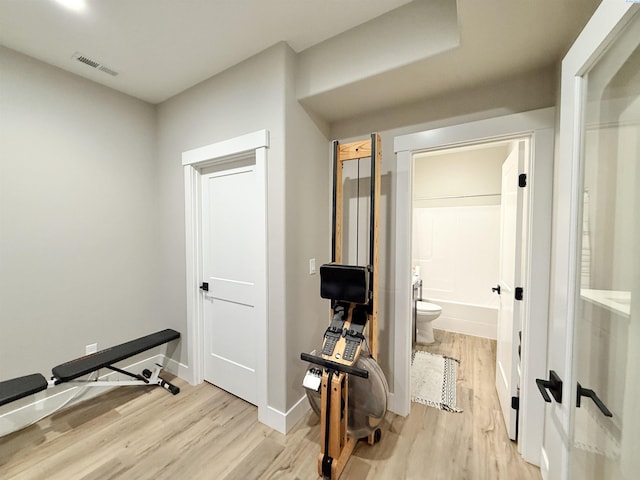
[428,299,498,339]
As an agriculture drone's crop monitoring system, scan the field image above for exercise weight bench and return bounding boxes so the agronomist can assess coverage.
[0,374,49,407]
[0,329,181,408]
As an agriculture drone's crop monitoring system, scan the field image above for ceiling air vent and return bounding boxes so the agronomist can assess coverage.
[72,52,119,76]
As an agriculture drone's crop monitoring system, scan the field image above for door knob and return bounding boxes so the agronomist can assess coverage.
[536,370,563,403]
[577,383,612,417]
[492,285,501,294]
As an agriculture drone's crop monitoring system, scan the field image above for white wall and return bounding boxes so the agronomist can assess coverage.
[331,65,557,140]
[413,205,500,338]
[413,205,500,307]
[413,145,506,207]
[0,47,162,381]
[283,45,331,413]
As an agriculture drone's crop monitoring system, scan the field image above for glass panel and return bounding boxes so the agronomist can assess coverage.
[571,10,640,480]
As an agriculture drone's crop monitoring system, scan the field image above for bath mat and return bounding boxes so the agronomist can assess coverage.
[411,350,462,412]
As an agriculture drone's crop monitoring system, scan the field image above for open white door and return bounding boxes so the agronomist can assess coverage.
[541,2,639,479]
[495,141,525,440]
[201,162,259,405]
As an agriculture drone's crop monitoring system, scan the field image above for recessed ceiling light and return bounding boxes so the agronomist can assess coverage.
[53,0,87,13]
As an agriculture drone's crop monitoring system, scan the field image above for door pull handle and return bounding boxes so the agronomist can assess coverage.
[536,370,563,403]
[492,285,501,295]
[577,383,612,417]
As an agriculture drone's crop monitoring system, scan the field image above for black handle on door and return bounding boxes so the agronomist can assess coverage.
[577,383,612,417]
[200,282,209,292]
[536,370,563,403]
[492,285,501,295]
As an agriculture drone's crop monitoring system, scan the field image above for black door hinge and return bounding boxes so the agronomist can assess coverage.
[518,331,522,359]
[511,396,520,410]
[518,173,527,187]
[515,287,523,301]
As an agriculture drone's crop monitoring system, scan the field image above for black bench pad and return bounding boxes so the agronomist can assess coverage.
[52,329,180,382]
[0,373,48,407]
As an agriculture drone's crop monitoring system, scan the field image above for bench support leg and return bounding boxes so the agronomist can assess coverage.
[142,364,180,395]
[61,364,180,395]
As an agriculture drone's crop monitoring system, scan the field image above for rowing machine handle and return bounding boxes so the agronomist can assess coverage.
[300,352,369,378]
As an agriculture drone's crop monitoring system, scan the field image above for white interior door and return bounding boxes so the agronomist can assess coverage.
[201,162,258,405]
[542,3,639,479]
[495,142,525,440]
[568,7,640,480]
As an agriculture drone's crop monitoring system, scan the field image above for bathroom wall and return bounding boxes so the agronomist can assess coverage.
[412,143,509,339]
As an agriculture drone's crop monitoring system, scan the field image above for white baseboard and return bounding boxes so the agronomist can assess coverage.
[259,395,310,435]
[262,391,403,435]
[387,392,408,417]
[163,356,189,381]
[0,354,183,438]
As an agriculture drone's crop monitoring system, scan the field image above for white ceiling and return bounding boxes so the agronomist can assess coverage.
[0,0,601,123]
[0,0,411,104]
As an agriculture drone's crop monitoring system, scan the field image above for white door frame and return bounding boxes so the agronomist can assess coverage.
[543,2,639,479]
[393,108,554,464]
[182,129,269,419]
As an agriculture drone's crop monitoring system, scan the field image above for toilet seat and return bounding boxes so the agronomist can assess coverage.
[416,301,442,314]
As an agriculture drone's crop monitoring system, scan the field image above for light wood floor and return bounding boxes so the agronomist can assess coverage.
[0,330,540,479]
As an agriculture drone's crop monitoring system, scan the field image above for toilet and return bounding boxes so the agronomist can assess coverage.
[415,300,442,345]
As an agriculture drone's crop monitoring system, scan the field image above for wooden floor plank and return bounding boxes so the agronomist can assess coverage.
[224,438,286,480]
[0,330,540,479]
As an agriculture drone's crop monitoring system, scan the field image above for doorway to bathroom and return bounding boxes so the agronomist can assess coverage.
[412,140,511,337]
[393,108,555,465]
[412,138,527,441]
